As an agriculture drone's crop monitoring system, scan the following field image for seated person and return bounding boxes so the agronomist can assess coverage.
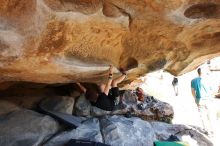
[76,65,126,111]
[136,87,145,102]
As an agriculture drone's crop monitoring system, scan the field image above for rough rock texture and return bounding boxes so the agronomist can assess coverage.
[74,95,91,116]
[40,96,75,114]
[151,122,213,146]
[100,116,156,146]
[44,115,213,146]
[0,110,60,146]
[0,100,20,115]
[44,118,103,146]
[74,91,174,122]
[1,95,46,109]
[0,82,76,109]
[1,0,220,84]
[0,97,212,146]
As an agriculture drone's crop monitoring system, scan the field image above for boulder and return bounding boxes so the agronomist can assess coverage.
[123,90,138,104]
[74,95,91,116]
[0,110,60,146]
[1,96,46,109]
[40,96,75,114]
[74,91,174,122]
[43,115,213,146]
[151,122,213,146]
[44,118,103,146]
[0,100,20,116]
[100,115,156,146]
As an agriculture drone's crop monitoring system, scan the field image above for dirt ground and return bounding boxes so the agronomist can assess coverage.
[135,69,220,146]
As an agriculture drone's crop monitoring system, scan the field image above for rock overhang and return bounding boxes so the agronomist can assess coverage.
[0,0,220,84]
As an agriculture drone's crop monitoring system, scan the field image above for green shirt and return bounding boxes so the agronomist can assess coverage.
[191,77,208,103]
[154,141,189,146]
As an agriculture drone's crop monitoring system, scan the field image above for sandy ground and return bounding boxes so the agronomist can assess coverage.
[136,70,220,146]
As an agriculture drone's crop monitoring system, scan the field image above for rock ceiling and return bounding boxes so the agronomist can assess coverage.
[0,0,220,84]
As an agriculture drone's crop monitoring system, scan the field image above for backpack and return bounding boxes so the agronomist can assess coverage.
[66,139,110,146]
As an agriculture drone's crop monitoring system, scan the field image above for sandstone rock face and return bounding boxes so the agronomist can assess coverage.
[1,0,220,84]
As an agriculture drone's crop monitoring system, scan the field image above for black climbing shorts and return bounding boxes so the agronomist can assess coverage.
[91,87,119,111]
[109,87,120,99]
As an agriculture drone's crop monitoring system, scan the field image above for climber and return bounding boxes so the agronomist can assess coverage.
[76,65,127,111]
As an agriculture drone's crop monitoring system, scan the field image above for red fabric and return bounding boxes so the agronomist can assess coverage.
[136,87,144,102]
